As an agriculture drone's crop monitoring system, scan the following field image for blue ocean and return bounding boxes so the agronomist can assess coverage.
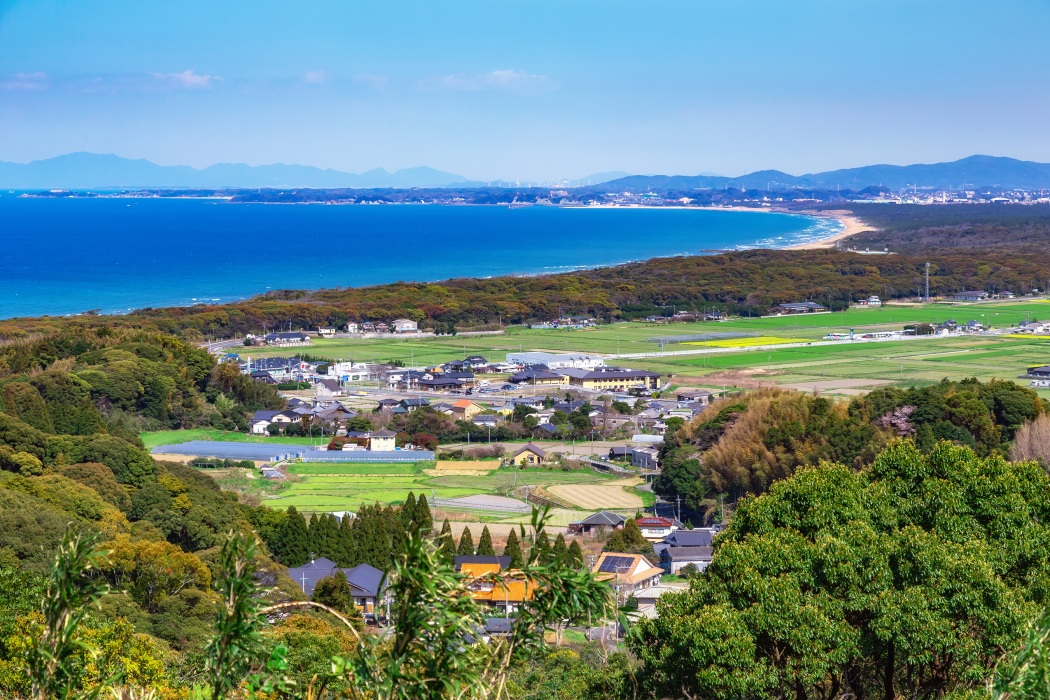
[0,197,839,319]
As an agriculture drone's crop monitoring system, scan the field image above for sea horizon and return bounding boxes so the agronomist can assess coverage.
[0,197,841,320]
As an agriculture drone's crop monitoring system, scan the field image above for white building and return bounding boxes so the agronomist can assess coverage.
[392,319,419,333]
[346,322,359,333]
[505,351,606,370]
[329,362,372,382]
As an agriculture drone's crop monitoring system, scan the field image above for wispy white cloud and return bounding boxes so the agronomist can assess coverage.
[420,69,555,94]
[303,70,329,85]
[1,71,48,90]
[151,70,221,88]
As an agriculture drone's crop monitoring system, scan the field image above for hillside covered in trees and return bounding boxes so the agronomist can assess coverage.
[2,246,1048,340]
[654,379,1043,522]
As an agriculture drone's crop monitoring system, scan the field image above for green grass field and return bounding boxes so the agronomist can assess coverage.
[140,429,317,450]
[233,461,626,521]
[232,299,1049,369]
[634,333,1050,399]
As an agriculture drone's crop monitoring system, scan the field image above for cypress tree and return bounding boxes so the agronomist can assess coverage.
[277,506,311,567]
[384,505,406,566]
[438,518,456,563]
[336,513,356,567]
[568,539,585,569]
[504,528,523,569]
[534,531,552,565]
[402,492,417,529]
[457,526,475,556]
[415,494,433,534]
[477,526,495,556]
[552,533,569,566]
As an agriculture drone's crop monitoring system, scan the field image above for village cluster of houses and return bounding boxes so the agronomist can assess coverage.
[284,511,720,630]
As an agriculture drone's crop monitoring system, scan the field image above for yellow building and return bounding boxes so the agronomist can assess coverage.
[508,443,547,466]
[451,399,483,421]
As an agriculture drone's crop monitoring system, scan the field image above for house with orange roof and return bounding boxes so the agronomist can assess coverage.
[451,399,483,421]
[454,554,537,613]
[592,552,663,597]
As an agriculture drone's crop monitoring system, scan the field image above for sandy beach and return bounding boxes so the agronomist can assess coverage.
[785,209,873,249]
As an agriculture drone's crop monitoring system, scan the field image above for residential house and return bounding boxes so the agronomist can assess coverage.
[368,429,397,451]
[263,332,312,346]
[418,377,465,392]
[855,295,882,307]
[592,552,662,595]
[449,399,483,421]
[399,398,431,412]
[250,409,300,435]
[392,318,419,333]
[318,327,337,338]
[675,388,713,404]
[346,322,359,333]
[568,510,626,535]
[773,302,827,314]
[655,528,718,574]
[315,379,344,397]
[635,516,679,540]
[285,558,385,618]
[508,369,564,385]
[953,291,989,302]
[454,555,535,614]
[472,414,500,428]
[374,322,390,333]
[508,443,547,466]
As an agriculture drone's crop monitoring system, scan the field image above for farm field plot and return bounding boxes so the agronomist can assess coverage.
[234,299,1048,368]
[681,336,805,348]
[548,477,645,510]
[638,334,1050,397]
[287,462,427,476]
[236,460,625,518]
[142,429,315,450]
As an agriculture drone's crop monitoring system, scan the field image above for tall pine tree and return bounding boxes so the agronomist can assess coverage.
[457,526,475,556]
[415,494,433,534]
[336,513,357,567]
[438,518,456,563]
[402,492,417,529]
[534,531,552,565]
[477,526,495,556]
[568,539,585,569]
[503,528,523,569]
[552,533,569,566]
[274,506,311,567]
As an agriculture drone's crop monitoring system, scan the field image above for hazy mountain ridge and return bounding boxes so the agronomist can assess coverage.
[601,155,1050,192]
[0,152,472,189]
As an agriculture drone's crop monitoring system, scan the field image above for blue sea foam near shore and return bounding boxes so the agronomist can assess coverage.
[0,197,840,319]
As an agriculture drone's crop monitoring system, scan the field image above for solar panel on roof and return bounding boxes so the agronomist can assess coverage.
[599,555,634,573]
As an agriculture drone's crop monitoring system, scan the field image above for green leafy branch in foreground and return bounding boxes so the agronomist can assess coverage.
[30,506,613,699]
[992,605,1050,700]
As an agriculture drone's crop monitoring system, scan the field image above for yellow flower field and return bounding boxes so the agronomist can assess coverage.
[682,336,805,348]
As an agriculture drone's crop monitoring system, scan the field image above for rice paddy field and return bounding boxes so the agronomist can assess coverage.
[249,460,642,523]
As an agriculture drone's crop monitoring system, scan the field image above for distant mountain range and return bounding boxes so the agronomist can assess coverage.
[600,156,1050,192]
[0,153,475,189]
[3,153,1050,192]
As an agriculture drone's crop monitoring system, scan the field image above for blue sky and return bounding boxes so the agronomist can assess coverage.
[2,0,1049,181]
